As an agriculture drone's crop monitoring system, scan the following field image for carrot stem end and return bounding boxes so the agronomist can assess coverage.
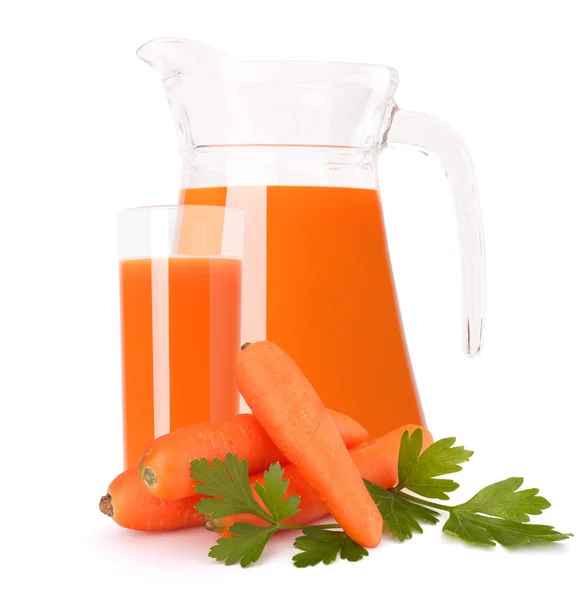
[99,494,114,518]
[142,467,158,488]
[204,515,217,532]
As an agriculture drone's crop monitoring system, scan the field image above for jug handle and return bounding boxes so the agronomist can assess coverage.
[385,108,486,356]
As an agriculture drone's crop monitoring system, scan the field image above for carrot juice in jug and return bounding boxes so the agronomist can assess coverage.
[181,185,423,439]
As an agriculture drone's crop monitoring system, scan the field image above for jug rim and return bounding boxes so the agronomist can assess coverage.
[241,60,398,79]
[137,37,399,85]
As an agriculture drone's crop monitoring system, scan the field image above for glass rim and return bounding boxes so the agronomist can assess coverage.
[118,204,244,259]
[117,204,244,224]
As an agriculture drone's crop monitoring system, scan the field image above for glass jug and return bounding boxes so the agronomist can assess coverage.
[137,38,486,439]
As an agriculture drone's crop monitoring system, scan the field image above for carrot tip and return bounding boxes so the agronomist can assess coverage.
[99,494,113,518]
[142,467,158,488]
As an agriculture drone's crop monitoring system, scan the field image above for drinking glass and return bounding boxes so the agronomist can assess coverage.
[118,205,244,468]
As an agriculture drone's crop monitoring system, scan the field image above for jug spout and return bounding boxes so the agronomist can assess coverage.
[137,37,247,152]
[136,37,236,80]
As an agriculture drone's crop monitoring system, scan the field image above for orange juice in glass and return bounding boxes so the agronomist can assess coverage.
[118,206,243,468]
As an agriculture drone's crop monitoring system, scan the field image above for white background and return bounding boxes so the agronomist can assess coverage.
[1,1,583,598]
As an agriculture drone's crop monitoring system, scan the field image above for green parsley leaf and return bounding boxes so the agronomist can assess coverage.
[443,512,573,547]
[253,463,301,522]
[438,476,573,547]
[365,480,440,542]
[208,523,278,568]
[452,477,551,522]
[397,430,474,500]
[292,529,368,568]
[397,428,424,484]
[191,454,271,522]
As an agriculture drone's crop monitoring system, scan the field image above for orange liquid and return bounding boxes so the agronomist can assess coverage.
[181,186,424,439]
[120,256,242,468]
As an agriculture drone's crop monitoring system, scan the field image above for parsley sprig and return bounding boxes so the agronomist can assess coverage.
[191,457,299,567]
[191,456,357,567]
[366,429,571,547]
[190,430,572,568]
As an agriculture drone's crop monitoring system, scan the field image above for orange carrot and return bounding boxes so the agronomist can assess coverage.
[139,410,367,500]
[99,468,204,531]
[235,341,383,548]
[209,425,433,536]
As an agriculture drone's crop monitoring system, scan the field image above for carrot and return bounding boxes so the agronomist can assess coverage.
[139,410,367,500]
[209,425,433,536]
[235,341,383,548]
[99,468,204,531]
